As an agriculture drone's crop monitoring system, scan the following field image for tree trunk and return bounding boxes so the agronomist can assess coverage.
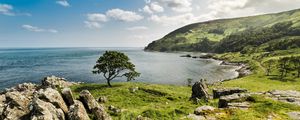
[107,80,112,87]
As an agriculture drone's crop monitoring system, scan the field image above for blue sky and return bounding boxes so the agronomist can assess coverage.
[1,0,300,48]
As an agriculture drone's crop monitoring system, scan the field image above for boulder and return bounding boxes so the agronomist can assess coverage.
[42,75,76,88]
[79,90,111,120]
[180,54,192,58]
[79,90,99,111]
[190,80,209,101]
[98,96,108,103]
[0,94,5,116]
[185,114,206,120]
[68,100,90,120]
[129,87,139,93]
[2,91,32,120]
[4,83,38,93]
[93,106,112,120]
[218,93,251,108]
[108,105,121,115]
[61,88,75,106]
[194,106,215,115]
[213,88,247,99]
[37,88,68,113]
[266,90,300,106]
[30,98,65,120]
[227,102,250,109]
[288,111,300,120]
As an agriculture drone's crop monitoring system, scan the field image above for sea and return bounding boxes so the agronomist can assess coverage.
[0,48,239,90]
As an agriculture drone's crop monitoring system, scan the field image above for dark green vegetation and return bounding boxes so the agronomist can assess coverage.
[92,51,140,87]
[145,8,300,53]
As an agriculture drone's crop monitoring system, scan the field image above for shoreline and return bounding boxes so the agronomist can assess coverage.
[179,53,252,82]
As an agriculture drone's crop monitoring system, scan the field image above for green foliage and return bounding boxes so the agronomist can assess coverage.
[145,8,300,53]
[217,49,300,92]
[92,51,140,87]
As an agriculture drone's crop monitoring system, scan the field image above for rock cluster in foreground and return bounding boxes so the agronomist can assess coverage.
[0,76,111,120]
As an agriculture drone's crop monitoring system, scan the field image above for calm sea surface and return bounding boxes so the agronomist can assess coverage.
[0,48,239,90]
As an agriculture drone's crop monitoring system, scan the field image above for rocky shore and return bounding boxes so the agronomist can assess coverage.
[0,76,111,120]
[180,53,252,80]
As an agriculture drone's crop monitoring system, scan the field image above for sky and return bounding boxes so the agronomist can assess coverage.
[1,0,300,48]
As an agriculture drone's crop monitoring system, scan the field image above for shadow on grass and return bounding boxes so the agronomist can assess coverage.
[73,84,123,93]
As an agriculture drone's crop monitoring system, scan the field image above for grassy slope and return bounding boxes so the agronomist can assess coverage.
[216,48,300,92]
[70,48,300,120]
[145,8,300,51]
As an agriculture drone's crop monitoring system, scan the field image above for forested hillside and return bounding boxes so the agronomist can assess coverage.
[145,8,300,53]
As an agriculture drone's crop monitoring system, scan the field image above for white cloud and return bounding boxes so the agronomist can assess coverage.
[153,0,192,12]
[84,13,107,29]
[126,26,149,31]
[142,2,164,14]
[22,25,58,33]
[149,13,200,26]
[84,21,101,29]
[56,0,70,7]
[200,0,300,21]
[106,9,144,22]
[87,13,108,22]
[0,4,14,16]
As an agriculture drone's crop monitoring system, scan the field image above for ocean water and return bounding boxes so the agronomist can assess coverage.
[0,48,239,90]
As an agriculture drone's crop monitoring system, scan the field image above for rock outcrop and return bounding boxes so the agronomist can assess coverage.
[213,88,247,99]
[0,76,108,120]
[98,96,108,103]
[62,88,75,106]
[218,93,251,108]
[0,94,5,119]
[266,90,300,106]
[37,88,69,113]
[190,80,209,101]
[80,90,111,120]
[42,75,78,88]
[68,100,90,120]
[2,91,32,120]
[194,106,215,115]
[30,98,65,120]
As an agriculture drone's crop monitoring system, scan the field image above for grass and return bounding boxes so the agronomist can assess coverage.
[216,49,300,92]
[70,82,215,119]
[70,48,300,119]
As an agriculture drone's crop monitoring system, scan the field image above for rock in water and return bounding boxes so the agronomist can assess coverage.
[79,90,111,120]
[213,88,247,99]
[61,88,75,106]
[42,75,76,88]
[190,80,209,101]
[30,98,65,120]
[68,100,90,120]
[37,88,68,113]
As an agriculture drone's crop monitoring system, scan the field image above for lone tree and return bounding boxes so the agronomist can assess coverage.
[92,51,140,87]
